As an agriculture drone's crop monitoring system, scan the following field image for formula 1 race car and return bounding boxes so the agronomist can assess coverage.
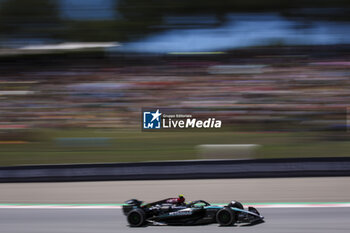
[122,198,264,227]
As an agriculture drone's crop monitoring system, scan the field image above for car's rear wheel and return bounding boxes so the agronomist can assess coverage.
[127,209,146,227]
[216,207,236,226]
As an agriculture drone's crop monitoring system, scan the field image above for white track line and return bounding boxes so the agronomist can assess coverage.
[1,203,350,209]
[0,205,123,209]
[251,203,350,208]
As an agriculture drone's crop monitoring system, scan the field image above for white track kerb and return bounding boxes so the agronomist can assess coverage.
[1,203,350,209]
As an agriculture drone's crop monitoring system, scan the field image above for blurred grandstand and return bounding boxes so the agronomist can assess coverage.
[0,46,349,131]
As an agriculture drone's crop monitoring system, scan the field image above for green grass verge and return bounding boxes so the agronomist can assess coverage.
[0,128,349,166]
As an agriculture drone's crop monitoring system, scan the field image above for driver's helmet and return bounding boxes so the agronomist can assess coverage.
[177,194,185,203]
[228,201,236,207]
[228,200,244,209]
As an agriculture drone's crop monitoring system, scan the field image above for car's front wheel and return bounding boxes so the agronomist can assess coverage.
[216,207,236,226]
[127,209,146,227]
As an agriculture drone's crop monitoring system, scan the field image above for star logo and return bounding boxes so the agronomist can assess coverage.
[143,109,162,129]
[151,109,162,122]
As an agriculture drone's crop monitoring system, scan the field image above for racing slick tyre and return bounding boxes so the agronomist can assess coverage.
[127,209,146,227]
[216,207,236,226]
[228,200,244,210]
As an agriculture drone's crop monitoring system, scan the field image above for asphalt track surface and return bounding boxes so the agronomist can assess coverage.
[1,207,350,233]
[1,177,350,203]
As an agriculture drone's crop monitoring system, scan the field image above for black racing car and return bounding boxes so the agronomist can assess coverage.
[122,198,264,227]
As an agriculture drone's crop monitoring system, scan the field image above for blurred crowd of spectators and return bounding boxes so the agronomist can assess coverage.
[0,46,349,133]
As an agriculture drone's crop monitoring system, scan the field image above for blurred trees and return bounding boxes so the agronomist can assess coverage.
[0,0,349,43]
[116,0,350,41]
[117,0,350,15]
[0,0,61,39]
